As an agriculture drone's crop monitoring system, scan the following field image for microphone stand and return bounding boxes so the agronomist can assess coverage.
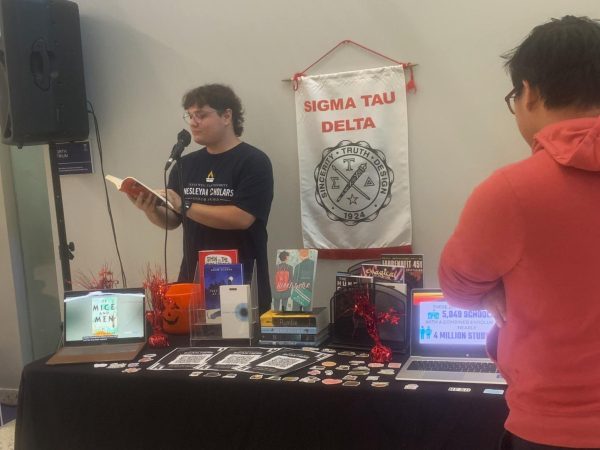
[175,156,194,283]
[167,155,192,283]
[163,129,191,284]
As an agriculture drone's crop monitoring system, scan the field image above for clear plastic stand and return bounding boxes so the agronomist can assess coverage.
[189,259,259,346]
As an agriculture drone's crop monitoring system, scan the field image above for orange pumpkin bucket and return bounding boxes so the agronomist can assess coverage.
[163,283,202,335]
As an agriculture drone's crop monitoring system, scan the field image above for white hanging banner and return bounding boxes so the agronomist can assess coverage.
[294,66,412,259]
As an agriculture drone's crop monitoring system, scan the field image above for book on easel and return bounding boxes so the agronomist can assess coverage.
[105,174,177,212]
[198,249,239,286]
[380,254,424,291]
[271,248,318,312]
[203,263,244,324]
[335,272,372,291]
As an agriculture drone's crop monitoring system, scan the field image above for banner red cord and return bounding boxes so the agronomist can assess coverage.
[291,39,417,92]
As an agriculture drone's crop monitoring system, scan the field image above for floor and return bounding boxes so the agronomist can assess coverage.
[0,404,16,450]
[0,404,16,426]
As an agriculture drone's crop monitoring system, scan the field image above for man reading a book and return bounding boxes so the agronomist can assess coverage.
[438,16,600,450]
[129,84,274,313]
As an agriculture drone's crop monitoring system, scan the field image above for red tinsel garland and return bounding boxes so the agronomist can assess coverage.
[143,266,170,348]
[352,288,401,363]
[74,264,119,290]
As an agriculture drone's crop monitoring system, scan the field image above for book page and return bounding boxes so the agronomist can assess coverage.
[105,174,178,212]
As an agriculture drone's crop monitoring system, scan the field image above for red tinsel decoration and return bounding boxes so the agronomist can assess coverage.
[74,264,119,290]
[352,288,401,363]
[143,266,170,348]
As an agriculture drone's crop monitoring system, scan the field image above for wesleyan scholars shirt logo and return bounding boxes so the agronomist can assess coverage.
[314,140,394,226]
[206,171,215,183]
[184,178,235,204]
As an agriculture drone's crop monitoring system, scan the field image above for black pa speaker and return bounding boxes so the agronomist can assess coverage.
[0,0,88,147]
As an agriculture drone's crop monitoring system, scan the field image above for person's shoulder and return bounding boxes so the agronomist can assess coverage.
[492,152,552,187]
[236,142,272,166]
[179,147,207,162]
[471,155,543,204]
[236,142,269,158]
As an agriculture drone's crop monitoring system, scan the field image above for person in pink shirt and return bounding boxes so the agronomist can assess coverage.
[438,16,600,450]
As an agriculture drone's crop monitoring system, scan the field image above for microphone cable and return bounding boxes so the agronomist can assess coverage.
[87,100,128,288]
[163,158,191,284]
[163,130,192,284]
[177,160,191,283]
[163,169,169,283]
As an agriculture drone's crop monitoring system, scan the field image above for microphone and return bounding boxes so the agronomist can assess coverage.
[164,129,192,171]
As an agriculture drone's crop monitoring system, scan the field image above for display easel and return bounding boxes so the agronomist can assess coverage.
[189,261,259,346]
[329,283,409,353]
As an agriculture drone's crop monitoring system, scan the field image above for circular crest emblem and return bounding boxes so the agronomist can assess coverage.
[314,140,394,226]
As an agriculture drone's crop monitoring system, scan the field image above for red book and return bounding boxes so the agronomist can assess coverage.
[105,174,177,212]
[198,250,239,284]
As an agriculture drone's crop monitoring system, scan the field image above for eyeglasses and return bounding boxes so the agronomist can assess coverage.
[504,87,518,114]
[182,108,221,125]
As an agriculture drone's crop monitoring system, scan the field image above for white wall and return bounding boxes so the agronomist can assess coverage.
[0,144,63,395]
[0,143,31,399]
[10,148,62,358]
[61,0,599,306]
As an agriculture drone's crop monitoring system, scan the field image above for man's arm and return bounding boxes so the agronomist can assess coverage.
[438,170,524,310]
[163,188,255,230]
[481,285,507,327]
[187,203,255,230]
[128,191,181,230]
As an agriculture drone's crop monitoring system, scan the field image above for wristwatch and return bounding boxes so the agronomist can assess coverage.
[181,201,192,217]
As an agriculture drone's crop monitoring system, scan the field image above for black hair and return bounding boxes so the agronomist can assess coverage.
[503,16,600,109]
[182,84,244,136]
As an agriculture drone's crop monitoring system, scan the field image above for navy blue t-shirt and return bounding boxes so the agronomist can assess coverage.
[168,142,273,312]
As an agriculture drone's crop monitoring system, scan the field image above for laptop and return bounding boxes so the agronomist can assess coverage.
[395,289,506,384]
[47,288,147,365]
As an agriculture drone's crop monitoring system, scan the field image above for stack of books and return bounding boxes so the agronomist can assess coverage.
[259,307,329,347]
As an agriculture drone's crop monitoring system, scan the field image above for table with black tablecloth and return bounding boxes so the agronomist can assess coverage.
[15,344,508,450]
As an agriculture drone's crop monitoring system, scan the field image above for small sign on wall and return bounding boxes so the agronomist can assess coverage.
[51,141,93,175]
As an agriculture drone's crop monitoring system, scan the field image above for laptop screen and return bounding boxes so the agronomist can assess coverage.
[411,289,495,358]
[64,288,146,345]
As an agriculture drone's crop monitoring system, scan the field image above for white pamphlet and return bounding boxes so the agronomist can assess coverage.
[219,285,251,339]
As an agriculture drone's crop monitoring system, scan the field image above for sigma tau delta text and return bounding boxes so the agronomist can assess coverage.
[304,91,396,133]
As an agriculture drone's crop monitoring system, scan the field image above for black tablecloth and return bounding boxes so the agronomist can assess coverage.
[15,344,508,450]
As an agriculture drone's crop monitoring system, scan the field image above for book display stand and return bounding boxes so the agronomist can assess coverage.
[189,262,259,346]
[329,283,409,353]
[346,259,381,274]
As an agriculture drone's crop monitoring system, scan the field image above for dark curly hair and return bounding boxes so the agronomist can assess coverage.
[182,84,244,136]
[503,16,600,109]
